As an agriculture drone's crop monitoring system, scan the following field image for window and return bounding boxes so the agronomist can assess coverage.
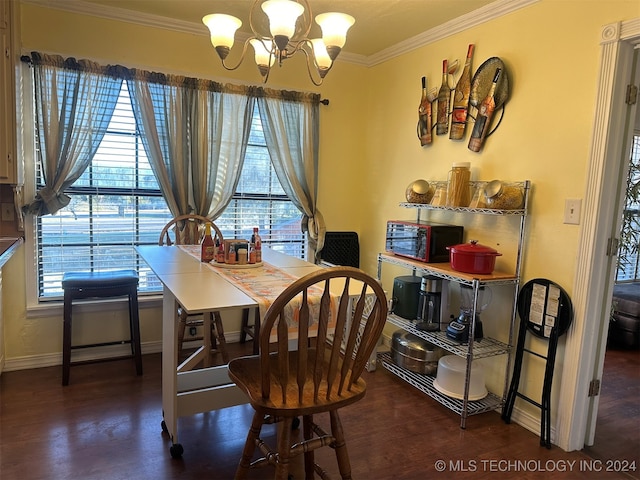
[616,133,640,282]
[217,111,306,259]
[33,83,305,301]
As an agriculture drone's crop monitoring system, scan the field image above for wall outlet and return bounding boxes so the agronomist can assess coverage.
[1,203,14,222]
[564,199,582,225]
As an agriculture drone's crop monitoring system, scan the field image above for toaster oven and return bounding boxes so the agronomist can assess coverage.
[385,220,464,263]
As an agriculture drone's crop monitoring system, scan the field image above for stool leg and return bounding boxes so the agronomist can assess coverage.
[252,310,260,355]
[240,308,250,344]
[129,286,143,376]
[62,289,73,386]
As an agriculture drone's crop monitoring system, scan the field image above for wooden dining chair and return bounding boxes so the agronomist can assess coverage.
[159,214,229,366]
[228,266,388,480]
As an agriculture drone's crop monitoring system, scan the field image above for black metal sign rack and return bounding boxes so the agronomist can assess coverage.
[501,278,574,448]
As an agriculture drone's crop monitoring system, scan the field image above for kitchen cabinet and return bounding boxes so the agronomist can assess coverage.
[0,0,22,185]
[377,180,530,428]
[0,237,22,375]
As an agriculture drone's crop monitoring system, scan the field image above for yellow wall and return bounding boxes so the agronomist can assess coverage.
[4,0,639,435]
[361,0,638,418]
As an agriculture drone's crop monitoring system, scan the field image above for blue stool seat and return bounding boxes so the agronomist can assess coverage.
[62,270,143,385]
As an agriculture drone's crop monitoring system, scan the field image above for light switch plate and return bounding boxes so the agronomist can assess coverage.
[1,203,14,222]
[564,199,581,225]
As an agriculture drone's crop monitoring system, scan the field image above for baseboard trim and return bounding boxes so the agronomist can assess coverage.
[506,402,552,443]
[2,341,162,372]
[2,332,243,372]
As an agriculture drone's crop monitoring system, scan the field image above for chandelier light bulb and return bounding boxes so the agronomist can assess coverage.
[250,39,276,70]
[310,39,332,70]
[202,14,242,59]
[261,0,304,40]
[315,12,355,57]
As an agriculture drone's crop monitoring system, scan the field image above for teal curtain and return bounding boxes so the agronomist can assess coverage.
[255,88,325,261]
[22,52,122,216]
[126,73,254,219]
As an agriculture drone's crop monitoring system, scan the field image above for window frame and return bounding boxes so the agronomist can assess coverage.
[21,66,309,313]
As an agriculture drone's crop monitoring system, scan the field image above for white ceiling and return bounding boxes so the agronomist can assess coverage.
[41,0,499,57]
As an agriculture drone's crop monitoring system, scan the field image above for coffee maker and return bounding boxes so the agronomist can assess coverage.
[416,276,443,332]
[446,284,492,342]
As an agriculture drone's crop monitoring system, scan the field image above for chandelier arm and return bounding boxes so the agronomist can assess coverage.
[262,37,281,69]
[248,0,262,37]
[286,39,310,57]
[299,46,327,87]
[262,66,271,84]
[219,37,255,72]
[296,0,313,41]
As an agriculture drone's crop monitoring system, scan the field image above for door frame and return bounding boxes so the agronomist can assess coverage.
[556,18,640,452]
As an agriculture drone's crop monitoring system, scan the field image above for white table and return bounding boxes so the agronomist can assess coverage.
[136,245,324,457]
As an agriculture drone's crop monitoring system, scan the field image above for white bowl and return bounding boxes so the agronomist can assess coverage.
[433,355,488,401]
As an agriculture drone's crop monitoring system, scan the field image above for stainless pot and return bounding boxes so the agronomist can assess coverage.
[391,330,444,375]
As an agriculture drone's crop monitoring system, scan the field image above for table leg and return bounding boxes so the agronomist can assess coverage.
[203,312,212,368]
[213,311,230,364]
[162,287,179,447]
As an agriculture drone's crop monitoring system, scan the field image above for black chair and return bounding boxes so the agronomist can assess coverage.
[319,231,360,268]
[61,270,143,386]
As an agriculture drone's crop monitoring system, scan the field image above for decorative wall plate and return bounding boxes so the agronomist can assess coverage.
[469,57,510,109]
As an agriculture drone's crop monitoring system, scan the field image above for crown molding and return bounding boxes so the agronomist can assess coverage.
[21,0,538,68]
[22,0,204,35]
[367,0,539,66]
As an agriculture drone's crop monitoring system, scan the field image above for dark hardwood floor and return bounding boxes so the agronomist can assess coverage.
[1,342,638,480]
[584,344,640,468]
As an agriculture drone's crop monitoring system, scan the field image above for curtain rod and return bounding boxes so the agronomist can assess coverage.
[22,54,330,106]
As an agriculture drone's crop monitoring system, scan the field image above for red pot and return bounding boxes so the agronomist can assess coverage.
[446,240,502,274]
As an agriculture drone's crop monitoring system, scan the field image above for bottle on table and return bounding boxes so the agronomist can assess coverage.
[468,67,501,152]
[200,223,215,263]
[436,59,451,136]
[227,243,236,264]
[251,227,262,263]
[216,238,225,263]
[450,44,474,140]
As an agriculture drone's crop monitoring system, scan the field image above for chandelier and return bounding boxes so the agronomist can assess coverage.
[202,0,355,85]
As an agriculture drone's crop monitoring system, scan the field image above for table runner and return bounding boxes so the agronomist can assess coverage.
[179,245,337,338]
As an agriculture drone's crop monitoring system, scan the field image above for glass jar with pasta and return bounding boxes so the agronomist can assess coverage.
[446,161,471,207]
[484,180,524,210]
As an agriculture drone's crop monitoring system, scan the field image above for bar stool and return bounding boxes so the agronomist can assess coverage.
[62,270,143,386]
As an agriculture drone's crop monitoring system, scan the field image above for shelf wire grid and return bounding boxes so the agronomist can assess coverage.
[378,352,503,416]
[387,315,511,359]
